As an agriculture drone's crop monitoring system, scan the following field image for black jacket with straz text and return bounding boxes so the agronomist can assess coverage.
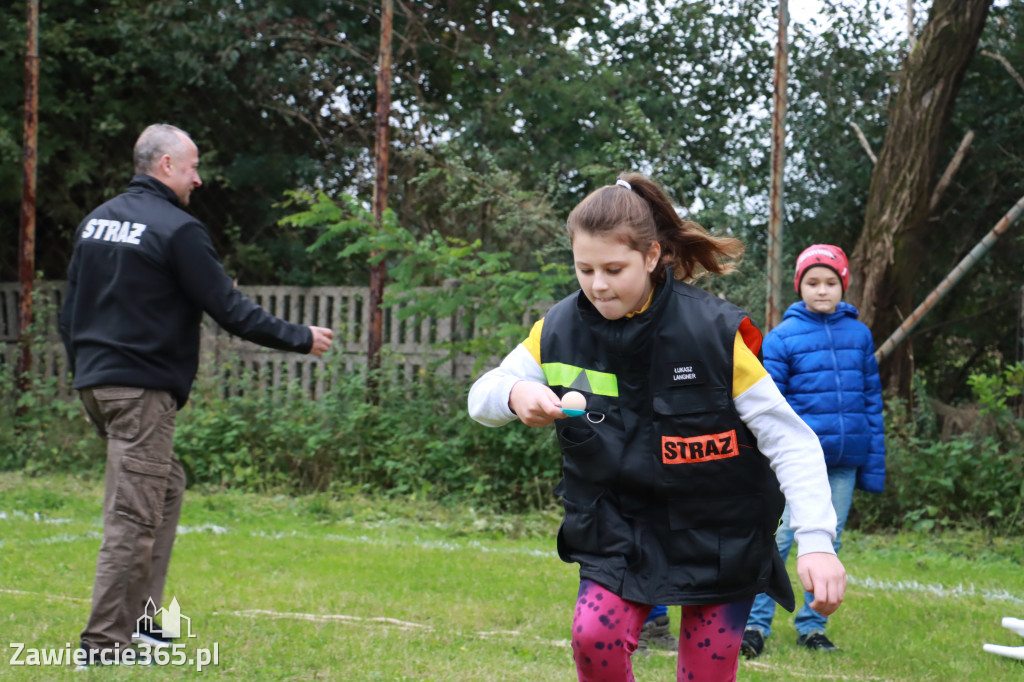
[59,174,312,408]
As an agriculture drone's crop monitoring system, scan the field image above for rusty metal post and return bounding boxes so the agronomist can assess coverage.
[367,0,393,399]
[765,0,789,332]
[1018,285,1024,365]
[17,0,40,393]
[876,193,1024,362]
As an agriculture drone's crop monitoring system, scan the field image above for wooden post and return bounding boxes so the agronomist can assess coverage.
[765,0,788,331]
[368,0,393,399]
[17,0,40,394]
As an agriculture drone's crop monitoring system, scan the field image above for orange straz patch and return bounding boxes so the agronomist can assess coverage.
[661,430,739,464]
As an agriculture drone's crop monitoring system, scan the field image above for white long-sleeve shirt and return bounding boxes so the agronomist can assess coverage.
[469,321,838,557]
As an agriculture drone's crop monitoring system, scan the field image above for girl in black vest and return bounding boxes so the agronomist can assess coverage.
[469,173,845,682]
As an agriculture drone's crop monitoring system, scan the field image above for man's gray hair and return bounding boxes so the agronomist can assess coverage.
[133,124,192,174]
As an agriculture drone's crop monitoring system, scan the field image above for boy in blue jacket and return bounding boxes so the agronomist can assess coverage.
[741,244,885,658]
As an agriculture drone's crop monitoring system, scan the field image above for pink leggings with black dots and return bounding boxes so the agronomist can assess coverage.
[571,579,753,682]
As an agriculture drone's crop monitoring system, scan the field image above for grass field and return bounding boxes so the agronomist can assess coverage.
[1,472,1022,680]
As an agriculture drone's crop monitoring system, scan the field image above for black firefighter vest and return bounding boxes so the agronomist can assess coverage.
[541,275,795,610]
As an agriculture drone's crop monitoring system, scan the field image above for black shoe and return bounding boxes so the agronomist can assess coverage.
[75,641,153,670]
[637,615,678,651]
[741,628,765,659]
[74,644,94,671]
[796,631,838,652]
[132,622,175,648]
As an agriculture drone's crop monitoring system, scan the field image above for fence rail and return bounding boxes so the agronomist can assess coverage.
[0,281,485,400]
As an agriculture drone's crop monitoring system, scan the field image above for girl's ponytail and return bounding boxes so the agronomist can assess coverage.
[621,173,743,281]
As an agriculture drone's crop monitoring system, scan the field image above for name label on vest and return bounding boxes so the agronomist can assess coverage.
[661,430,738,464]
[665,360,705,386]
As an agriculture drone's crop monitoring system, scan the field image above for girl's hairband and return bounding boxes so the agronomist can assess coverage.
[615,178,632,191]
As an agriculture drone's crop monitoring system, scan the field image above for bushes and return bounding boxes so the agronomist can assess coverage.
[0,291,105,475]
[852,367,1024,534]
[7,305,1024,524]
[1,357,562,511]
[174,364,561,511]
[0,365,104,474]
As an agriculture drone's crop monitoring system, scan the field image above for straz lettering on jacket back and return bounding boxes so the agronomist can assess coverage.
[81,219,148,245]
[661,429,738,464]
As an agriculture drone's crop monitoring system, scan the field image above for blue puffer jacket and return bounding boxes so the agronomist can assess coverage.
[763,301,886,493]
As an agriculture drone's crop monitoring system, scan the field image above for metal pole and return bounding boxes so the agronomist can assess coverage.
[17,0,40,393]
[1017,285,1024,365]
[367,0,393,398]
[766,0,788,331]
[875,193,1024,362]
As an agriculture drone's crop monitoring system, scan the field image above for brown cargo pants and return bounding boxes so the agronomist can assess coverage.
[78,386,186,651]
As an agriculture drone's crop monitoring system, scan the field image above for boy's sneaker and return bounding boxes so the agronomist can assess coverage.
[796,631,838,652]
[132,622,174,648]
[637,615,678,652]
[740,628,765,659]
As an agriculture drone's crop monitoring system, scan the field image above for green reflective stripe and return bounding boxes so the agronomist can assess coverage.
[542,363,618,397]
[585,370,618,397]
[542,363,580,388]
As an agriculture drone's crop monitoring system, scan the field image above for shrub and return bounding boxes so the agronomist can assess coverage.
[2,272,565,510]
[0,365,104,475]
[852,368,1024,534]
[0,292,104,475]
[175,361,561,511]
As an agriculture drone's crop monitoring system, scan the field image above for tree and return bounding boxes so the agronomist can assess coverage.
[0,1,616,282]
[903,2,1024,400]
[760,1,1024,401]
[6,0,1022,405]
[847,0,993,393]
[0,1,352,283]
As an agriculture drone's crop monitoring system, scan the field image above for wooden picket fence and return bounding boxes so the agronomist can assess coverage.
[0,281,484,401]
[0,282,71,396]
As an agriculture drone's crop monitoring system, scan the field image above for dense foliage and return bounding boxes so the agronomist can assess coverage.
[5,1,1021,398]
[3,2,1024,527]
[4,325,1024,531]
[851,365,1024,533]
[283,189,577,364]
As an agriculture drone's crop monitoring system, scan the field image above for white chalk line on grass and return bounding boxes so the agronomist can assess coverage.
[218,608,883,680]
[178,523,229,535]
[0,510,74,524]
[250,528,555,558]
[5,514,1023,607]
[2,510,551,558]
[847,575,1024,606]
[0,588,90,603]
[220,609,431,631]
[0,530,103,549]
[0,590,932,679]
[218,608,574,650]
[0,590,884,680]
[743,660,886,680]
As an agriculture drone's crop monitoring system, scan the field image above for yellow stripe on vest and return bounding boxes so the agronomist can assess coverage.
[542,363,619,397]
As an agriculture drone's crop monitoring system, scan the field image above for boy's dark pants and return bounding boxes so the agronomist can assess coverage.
[78,386,186,651]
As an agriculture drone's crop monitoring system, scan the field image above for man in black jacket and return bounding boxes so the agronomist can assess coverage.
[59,123,334,664]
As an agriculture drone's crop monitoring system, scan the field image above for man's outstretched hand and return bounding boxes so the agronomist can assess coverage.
[308,326,334,356]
